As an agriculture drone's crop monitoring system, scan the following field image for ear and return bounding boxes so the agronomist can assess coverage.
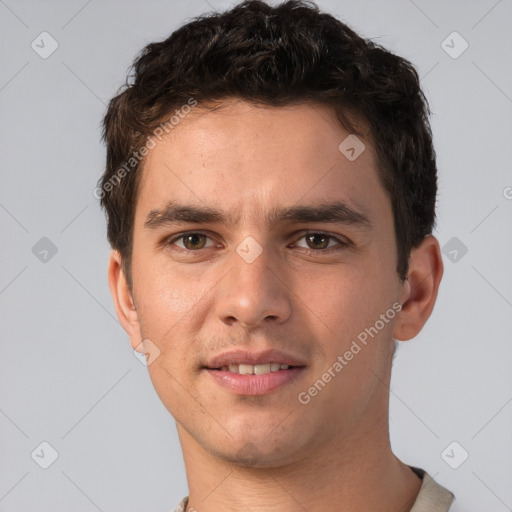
[108,250,142,350]
[393,235,444,341]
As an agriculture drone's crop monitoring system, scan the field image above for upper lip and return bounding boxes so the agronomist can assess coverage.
[204,349,307,369]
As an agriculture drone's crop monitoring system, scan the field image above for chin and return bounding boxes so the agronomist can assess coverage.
[209,435,304,469]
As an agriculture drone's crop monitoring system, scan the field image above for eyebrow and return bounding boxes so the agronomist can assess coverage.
[144,200,372,230]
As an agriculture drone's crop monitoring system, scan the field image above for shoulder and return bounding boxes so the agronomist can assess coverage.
[171,495,189,512]
[409,466,455,512]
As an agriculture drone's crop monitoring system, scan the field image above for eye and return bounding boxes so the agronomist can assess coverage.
[164,231,348,254]
[294,232,348,252]
[168,232,216,251]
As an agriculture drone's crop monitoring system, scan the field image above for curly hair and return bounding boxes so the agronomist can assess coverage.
[99,0,438,286]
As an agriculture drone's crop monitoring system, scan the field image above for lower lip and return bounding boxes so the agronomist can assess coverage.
[204,367,306,396]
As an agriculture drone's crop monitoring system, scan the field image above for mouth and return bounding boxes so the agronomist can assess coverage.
[204,348,307,371]
[205,362,303,375]
[202,349,308,395]
[204,366,306,395]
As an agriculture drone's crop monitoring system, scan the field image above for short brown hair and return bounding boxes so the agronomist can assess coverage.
[99,0,438,286]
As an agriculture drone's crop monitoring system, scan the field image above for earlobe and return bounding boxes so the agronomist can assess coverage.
[393,235,444,341]
[107,250,142,349]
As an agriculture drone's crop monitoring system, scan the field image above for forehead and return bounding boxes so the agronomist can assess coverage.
[135,99,389,228]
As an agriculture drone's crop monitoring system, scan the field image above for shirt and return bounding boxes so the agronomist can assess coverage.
[171,466,455,512]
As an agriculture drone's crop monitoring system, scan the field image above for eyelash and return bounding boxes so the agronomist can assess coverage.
[164,230,349,255]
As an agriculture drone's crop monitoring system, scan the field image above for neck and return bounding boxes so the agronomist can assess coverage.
[177,404,422,512]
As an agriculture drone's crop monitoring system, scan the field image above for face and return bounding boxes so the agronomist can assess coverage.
[115,100,412,467]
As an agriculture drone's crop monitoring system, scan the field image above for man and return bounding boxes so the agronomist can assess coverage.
[98,1,454,510]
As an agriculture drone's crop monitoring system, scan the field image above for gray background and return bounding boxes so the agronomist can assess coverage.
[1,0,511,510]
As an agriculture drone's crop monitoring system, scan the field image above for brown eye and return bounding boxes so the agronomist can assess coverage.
[294,232,348,252]
[182,233,207,250]
[305,233,330,250]
[167,232,215,251]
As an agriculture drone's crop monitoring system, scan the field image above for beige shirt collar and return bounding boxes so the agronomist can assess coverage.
[172,466,455,512]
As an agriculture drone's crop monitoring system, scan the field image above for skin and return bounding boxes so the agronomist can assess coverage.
[108,99,443,512]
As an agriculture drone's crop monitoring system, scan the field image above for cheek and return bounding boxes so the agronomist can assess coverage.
[132,260,205,341]
[296,265,378,330]
[298,264,398,359]
[299,275,360,337]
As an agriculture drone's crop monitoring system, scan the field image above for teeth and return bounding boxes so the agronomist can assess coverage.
[255,364,271,375]
[219,363,292,375]
[239,364,254,375]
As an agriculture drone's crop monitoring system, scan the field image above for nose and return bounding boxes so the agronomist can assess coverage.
[214,243,292,329]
